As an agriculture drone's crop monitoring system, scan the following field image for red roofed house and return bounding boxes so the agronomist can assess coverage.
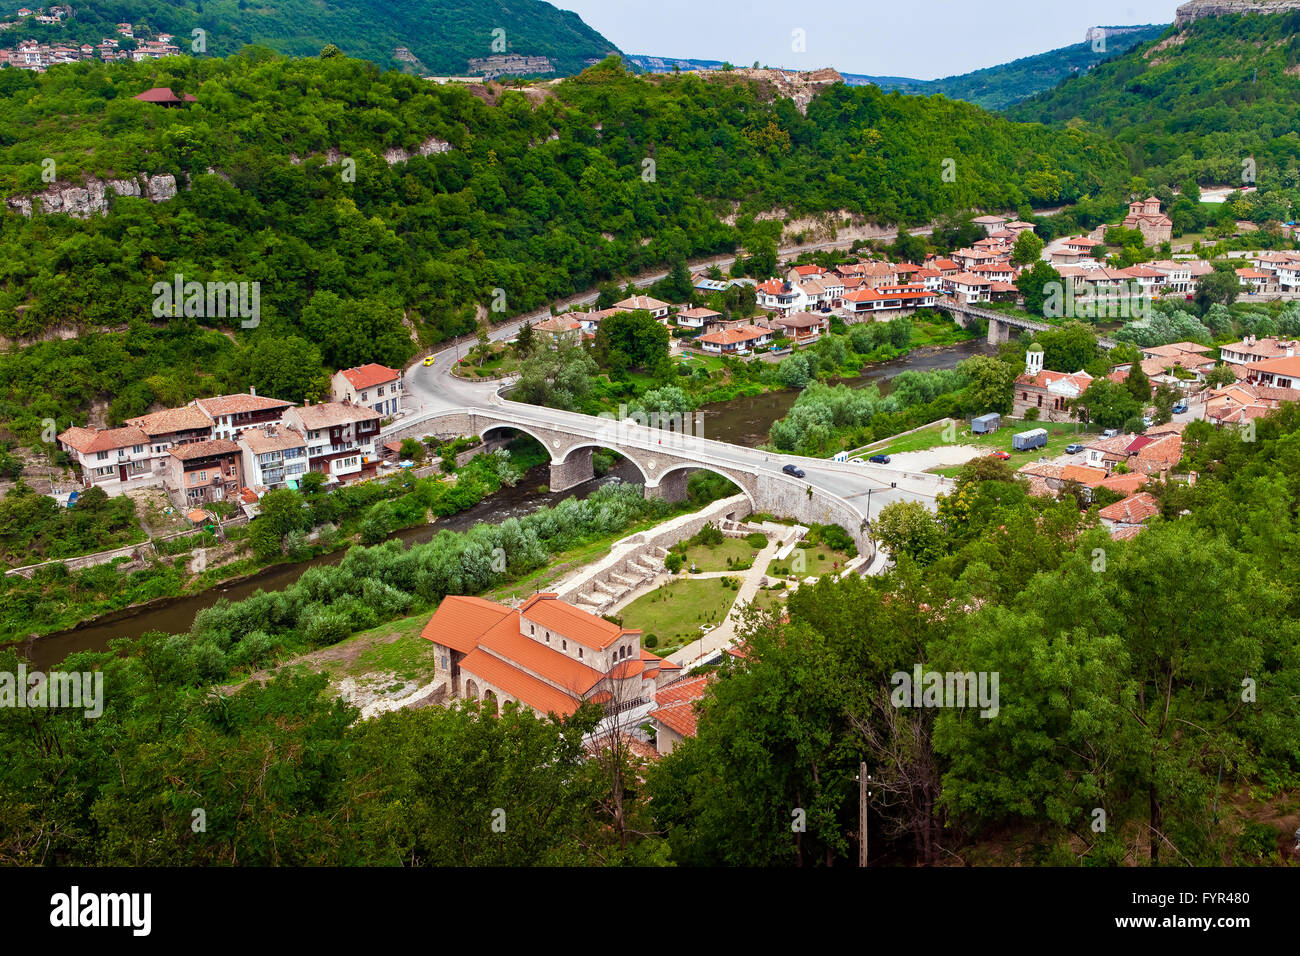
[1098,492,1161,533]
[57,425,155,493]
[283,401,382,485]
[696,324,772,354]
[649,673,712,755]
[331,364,403,417]
[421,593,681,718]
[166,439,244,507]
[612,295,671,322]
[193,391,295,441]
[842,284,938,318]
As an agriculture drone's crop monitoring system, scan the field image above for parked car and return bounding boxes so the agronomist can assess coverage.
[1065,443,1085,454]
[990,450,1011,460]
[782,464,806,478]
[1102,429,1119,438]
[1142,416,1154,428]
[868,454,891,464]
[1172,400,1189,414]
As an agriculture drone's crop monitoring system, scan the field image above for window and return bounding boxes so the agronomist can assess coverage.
[199,471,207,482]
[132,445,143,454]
[96,451,108,461]
[377,386,385,396]
[578,648,583,659]
[562,640,567,651]
[529,624,534,635]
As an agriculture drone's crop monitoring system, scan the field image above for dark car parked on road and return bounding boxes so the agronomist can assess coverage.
[868,454,891,464]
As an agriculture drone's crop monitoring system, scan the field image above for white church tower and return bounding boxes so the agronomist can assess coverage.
[1025,343,1045,376]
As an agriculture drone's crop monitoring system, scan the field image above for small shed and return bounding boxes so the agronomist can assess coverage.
[971,413,1001,434]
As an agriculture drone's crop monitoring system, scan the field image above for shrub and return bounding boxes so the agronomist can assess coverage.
[745,532,768,548]
[664,552,684,574]
[1023,407,1040,421]
[644,634,658,649]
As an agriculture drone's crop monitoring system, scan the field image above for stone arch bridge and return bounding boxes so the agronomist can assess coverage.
[383,405,878,557]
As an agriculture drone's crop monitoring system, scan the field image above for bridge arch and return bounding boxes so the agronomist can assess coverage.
[557,442,652,485]
[479,422,561,460]
[652,462,755,507]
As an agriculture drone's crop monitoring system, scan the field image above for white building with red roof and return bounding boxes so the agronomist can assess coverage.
[696,324,772,354]
[57,425,156,492]
[421,593,682,719]
[331,364,403,417]
[283,401,382,484]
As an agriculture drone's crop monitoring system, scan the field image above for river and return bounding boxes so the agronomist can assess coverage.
[19,339,988,667]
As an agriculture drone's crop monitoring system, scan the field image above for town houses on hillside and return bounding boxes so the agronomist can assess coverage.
[0,18,180,71]
[57,364,406,509]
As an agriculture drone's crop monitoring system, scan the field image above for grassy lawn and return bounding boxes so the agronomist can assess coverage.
[619,577,739,656]
[911,315,978,347]
[872,419,1101,464]
[767,543,852,578]
[750,586,787,613]
[681,537,761,571]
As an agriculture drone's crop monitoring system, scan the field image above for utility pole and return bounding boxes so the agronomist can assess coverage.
[858,763,872,868]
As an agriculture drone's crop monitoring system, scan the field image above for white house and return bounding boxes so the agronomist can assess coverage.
[57,425,156,493]
[283,401,382,485]
[238,425,310,491]
[331,364,403,418]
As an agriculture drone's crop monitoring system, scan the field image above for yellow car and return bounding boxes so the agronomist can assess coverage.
[422,356,436,366]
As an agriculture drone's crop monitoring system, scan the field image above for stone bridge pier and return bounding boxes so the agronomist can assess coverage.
[645,467,691,502]
[549,446,594,492]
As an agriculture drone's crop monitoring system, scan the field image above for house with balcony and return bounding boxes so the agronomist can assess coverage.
[238,425,310,492]
[1219,335,1300,366]
[125,405,213,475]
[331,364,403,418]
[843,283,940,317]
[756,278,803,314]
[165,440,243,507]
[193,391,294,441]
[942,273,992,305]
[769,312,829,343]
[420,592,681,719]
[284,401,382,485]
[675,307,722,331]
[57,425,157,493]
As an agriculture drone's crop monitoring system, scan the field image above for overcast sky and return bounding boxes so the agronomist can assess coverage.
[551,0,1181,80]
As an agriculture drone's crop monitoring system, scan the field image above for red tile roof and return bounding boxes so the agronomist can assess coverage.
[339,363,400,390]
[422,594,514,654]
[1098,492,1160,525]
[697,325,770,346]
[126,405,211,436]
[459,648,582,717]
[58,425,149,454]
[194,393,294,418]
[521,593,636,651]
[168,439,241,461]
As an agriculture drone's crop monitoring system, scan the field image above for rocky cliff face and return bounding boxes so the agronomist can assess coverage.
[1175,0,1300,26]
[6,173,177,218]
[705,68,845,116]
[7,134,455,217]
